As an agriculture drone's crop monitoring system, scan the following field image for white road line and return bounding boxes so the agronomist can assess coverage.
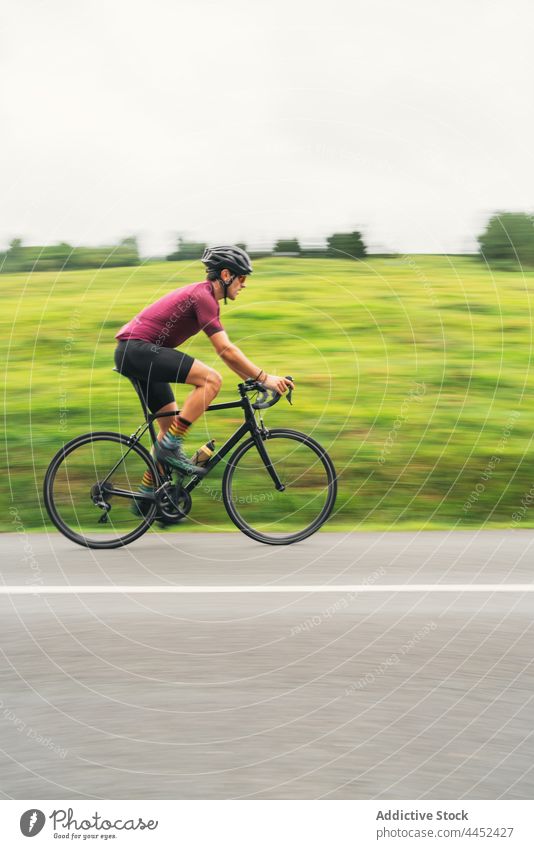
[0,584,533,595]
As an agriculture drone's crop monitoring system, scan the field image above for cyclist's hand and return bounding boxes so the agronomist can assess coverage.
[263,374,295,394]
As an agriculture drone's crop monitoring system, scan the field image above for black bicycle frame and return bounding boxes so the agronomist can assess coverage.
[105,383,285,506]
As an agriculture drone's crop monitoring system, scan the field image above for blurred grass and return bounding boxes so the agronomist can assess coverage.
[3,255,534,532]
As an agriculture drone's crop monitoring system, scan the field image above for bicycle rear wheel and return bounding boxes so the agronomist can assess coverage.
[222,428,337,544]
[43,431,158,548]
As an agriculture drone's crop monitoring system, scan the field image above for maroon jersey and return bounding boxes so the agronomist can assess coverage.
[115,280,224,348]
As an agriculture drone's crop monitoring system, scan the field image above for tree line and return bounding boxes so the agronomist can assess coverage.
[0,237,140,273]
[2,213,534,273]
[166,233,367,262]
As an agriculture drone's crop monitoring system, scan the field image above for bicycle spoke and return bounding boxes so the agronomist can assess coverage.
[223,430,336,543]
[46,434,156,547]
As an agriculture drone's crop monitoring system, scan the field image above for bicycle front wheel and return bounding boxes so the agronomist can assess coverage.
[43,431,158,549]
[222,428,337,544]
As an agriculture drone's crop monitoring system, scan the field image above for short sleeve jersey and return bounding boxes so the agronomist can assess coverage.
[115,281,224,348]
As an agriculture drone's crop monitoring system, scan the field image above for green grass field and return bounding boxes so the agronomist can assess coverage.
[3,255,534,533]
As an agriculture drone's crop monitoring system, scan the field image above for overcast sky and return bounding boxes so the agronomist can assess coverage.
[2,0,533,255]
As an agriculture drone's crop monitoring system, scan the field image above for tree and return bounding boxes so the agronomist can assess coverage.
[273,238,300,254]
[167,238,206,261]
[326,231,366,259]
[478,213,534,266]
[115,236,140,266]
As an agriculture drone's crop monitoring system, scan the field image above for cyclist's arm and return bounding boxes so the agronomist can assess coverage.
[209,332,294,392]
[209,331,260,379]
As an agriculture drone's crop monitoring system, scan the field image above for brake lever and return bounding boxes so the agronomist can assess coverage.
[285,376,294,405]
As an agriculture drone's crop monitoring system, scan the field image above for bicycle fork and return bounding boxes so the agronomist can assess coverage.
[252,431,286,492]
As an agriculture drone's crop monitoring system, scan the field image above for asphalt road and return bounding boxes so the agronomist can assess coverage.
[0,530,533,799]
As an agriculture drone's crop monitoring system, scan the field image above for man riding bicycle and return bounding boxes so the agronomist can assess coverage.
[43,244,334,545]
[114,245,294,504]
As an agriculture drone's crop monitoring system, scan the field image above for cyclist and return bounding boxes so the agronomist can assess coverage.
[114,245,294,506]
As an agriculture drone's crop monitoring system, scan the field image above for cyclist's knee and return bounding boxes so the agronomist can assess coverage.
[206,369,222,396]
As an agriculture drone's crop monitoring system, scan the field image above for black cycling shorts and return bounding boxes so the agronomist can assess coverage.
[114,339,195,413]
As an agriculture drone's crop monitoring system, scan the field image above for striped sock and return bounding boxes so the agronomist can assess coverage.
[140,469,154,491]
[161,416,191,449]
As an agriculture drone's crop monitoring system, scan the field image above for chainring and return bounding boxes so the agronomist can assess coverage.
[157,484,192,525]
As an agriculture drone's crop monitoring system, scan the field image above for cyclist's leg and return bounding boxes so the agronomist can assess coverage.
[144,384,178,439]
[115,341,221,418]
[152,401,178,438]
[114,341,219,473]
[137,351,222,427]
[115,340,192,429]
[125,381,175,511]
[153,360,221,473]
[180,359,223,422]
[115,341,191,483]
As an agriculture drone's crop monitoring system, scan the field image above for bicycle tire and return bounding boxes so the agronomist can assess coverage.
[222,428,337,545]
[43,431,158,549]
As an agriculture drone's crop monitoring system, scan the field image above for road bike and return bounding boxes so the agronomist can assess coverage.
[43,371,337,549]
